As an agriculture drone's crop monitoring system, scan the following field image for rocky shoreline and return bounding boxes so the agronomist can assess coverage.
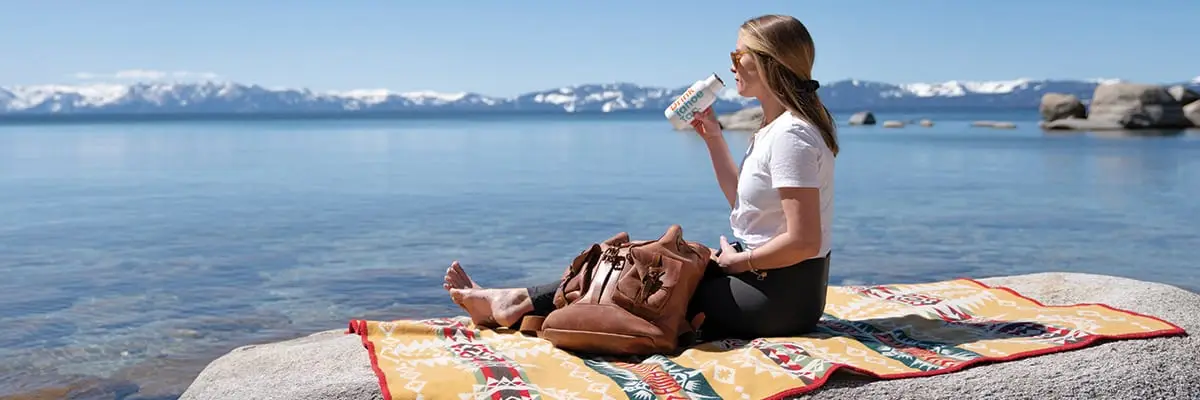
[177,272,1195,400]
[1041,83,1200,131]
[687,80,1200,134]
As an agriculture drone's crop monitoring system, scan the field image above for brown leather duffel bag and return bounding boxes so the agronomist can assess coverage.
[518,224,711,355]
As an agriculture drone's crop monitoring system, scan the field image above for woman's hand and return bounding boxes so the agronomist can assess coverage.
[715,235,751,274]
[689,107,723,141]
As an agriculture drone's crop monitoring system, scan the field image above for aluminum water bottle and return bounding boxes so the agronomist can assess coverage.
[664,73,726,130]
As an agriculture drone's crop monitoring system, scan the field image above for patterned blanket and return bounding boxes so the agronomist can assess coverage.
[348,278,1184,400]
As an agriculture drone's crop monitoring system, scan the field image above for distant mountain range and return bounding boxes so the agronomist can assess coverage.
[2,76,1198,115]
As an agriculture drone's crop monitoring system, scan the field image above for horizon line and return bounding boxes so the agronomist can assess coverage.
[4,73,1197,98]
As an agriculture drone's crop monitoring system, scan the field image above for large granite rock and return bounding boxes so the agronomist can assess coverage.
[1085,83,1191,129]
[717,106,763,131]
[180,330,382,400]
[848,111,876,125]
[178,273,1197,400]
[1040,93,1087,122]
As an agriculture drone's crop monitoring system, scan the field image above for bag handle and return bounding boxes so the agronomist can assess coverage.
[517,315,546,337]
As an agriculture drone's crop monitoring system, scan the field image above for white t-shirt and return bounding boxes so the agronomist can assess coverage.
[729,110,834,259]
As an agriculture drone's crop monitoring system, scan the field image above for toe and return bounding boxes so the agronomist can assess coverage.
[449,264,473,288]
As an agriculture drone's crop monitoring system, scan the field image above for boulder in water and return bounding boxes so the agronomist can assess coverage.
[848,111,876,125]
[1087,83,1191,129]
[717,106,763,131]
[881,120,905,128]
[1040,93,1087,122]
[919,119,934,127]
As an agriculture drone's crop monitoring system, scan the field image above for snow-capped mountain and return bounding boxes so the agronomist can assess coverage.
[1,77,1197,115]
[814,78,1121,109]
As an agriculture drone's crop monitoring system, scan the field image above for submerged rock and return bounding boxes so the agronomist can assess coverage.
[178,273,1197,400]
[1042,117,1119,131]
[972,121,1017,129]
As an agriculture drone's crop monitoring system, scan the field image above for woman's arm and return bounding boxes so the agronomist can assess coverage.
[690,108,741,209]
[726,187,823,271]
[719,126,827,272]
[704,136,741,209]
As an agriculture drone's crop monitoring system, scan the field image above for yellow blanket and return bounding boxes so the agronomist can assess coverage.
[348,278,1184,400]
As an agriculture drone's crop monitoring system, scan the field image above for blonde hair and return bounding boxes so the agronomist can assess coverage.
[739,14,839,156]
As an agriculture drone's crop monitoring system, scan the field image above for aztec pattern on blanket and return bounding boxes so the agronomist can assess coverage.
[348,278,1185,400]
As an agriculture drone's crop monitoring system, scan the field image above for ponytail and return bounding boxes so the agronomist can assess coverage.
[759,56,840,156]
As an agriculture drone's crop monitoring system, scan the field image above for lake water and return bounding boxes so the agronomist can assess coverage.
[1,110,1197,398]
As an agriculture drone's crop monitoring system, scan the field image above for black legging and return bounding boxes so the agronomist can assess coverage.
[525,251,831,341]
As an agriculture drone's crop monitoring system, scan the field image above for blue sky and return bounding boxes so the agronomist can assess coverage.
[2,1,1196,96]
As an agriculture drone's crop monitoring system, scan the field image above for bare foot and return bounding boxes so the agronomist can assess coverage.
[448,287,532,328]
[442,260,481,291]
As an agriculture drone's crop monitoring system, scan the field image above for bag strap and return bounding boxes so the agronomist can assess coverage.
[677,312,707,347]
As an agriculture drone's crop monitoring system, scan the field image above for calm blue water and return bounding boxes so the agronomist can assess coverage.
[1,110,1197,398]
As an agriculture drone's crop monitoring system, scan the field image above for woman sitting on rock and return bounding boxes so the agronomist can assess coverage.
[442,13,839,341]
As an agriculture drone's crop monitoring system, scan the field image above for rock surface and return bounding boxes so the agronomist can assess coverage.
[1040,93,1087,122]
[179,329,382,400]
[848,111,876,125]
[1167,85,1199,106]
[1185,101,1200,127]
[178,273,1196,400]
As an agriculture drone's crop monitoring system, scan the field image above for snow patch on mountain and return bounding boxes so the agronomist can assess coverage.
[2,76,1197,115]
[899,78,1037,97]
[4,84,130,111]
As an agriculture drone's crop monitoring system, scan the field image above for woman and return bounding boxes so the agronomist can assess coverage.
[443,14,838,340]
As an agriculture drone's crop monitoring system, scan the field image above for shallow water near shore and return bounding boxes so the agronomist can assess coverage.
[1,110,1197,398]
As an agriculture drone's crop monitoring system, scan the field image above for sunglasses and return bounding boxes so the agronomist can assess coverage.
[730,49,752,70]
